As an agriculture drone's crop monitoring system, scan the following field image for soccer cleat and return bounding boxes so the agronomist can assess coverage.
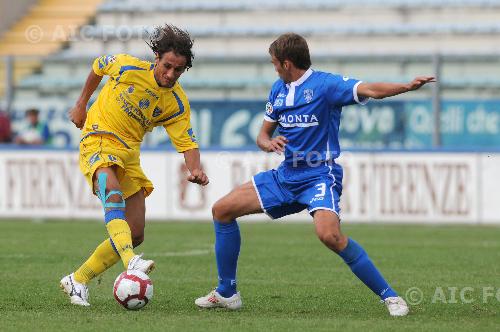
[384,296,409,316]
[127,254,155,274]
[195,289,242,310]
[60,273,90,307]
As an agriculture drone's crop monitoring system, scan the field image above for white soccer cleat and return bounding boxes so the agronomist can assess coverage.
[384,296,409,316]
[60,273,90,307]
[127,254,155,274]
[195,289,242,310]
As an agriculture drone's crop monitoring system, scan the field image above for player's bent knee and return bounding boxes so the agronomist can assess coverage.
[212,199,233,222]
[107,192,123,202]
[95,172,125,211]
[317,231,346,252]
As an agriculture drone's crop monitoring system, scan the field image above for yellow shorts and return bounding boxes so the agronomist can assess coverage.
[79,134,154,199]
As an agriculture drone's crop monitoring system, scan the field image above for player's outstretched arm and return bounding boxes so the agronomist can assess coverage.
[69,70,103,129]
[357,76,436,100]
[257,120,288,155]
[183,148,209,186]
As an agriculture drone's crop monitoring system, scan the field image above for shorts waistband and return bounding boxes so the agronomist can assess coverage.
[80,131,131,149]
[281,159,336,169]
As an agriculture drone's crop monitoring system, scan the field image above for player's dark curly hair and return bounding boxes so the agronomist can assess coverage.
[269,33,311,70]
[146,24,194,70]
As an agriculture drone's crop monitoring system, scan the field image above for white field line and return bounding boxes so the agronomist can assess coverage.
[148,248,213,257]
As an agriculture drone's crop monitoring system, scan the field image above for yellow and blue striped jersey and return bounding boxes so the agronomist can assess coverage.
[82,54,197,152]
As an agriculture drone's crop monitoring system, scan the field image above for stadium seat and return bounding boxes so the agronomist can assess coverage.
[0,0,104,98]
[3,0,500,121]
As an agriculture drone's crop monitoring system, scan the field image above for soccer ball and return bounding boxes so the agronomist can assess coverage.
[113,270,153,310]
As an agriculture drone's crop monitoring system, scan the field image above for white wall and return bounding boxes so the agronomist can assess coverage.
[0,150,498,224]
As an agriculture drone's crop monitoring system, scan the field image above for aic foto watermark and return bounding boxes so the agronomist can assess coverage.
[24,24,151,44]
[405,286,500,305]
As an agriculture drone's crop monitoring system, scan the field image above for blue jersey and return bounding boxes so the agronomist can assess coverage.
[264,69,368,166]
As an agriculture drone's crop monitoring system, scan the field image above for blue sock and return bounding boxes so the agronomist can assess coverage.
[214,220,240,298]
[338,238,397,300]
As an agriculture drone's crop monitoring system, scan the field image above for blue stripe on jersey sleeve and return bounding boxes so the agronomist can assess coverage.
[116,65,146,82]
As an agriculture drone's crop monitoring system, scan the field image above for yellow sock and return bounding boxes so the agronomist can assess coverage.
[106,218,135,268]
[74,239,121,284]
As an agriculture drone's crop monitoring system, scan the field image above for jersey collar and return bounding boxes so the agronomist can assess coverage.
[286,68,313,89]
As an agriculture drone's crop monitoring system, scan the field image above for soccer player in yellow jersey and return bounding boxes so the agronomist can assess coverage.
[60,24,209,306]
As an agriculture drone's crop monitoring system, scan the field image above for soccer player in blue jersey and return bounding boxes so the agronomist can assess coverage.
[195,33,434,316]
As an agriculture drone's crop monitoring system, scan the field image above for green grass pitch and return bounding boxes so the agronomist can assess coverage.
[1,220,499,331]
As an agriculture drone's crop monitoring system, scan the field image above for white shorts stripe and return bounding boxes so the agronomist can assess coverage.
[251,177,274,219]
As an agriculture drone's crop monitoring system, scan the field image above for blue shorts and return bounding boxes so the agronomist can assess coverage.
[252,162,343,220]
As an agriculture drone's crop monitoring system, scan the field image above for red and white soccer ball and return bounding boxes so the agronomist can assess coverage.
[113,270,153,310]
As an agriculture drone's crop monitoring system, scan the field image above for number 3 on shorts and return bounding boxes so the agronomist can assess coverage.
[314,183,326,197]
